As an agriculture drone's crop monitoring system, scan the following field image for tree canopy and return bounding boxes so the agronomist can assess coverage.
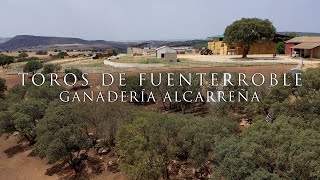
[0,54,14,68]
[224,18,276,58]
[42,64,62,74]
[23,60,43,74]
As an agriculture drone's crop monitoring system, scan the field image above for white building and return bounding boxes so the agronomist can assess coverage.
[156,46,176,58]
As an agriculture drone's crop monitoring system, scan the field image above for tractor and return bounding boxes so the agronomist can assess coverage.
[200,48,213,55]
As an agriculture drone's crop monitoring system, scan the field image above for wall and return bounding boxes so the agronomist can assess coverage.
[208,40,277,55]
[313,46,320,58]
[104,60,164,68]
[285,43,295,55]
[208,41,226,55]
[127,47,143,55]
[164,53,177,62]
[237,41,277,55]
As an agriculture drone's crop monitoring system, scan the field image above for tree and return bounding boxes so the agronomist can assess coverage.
[277,41,285,54]
[35,50,48,55]
[23,60,43,74]
[0,54,14,69]
[285,32,297,38]
[120,76,144,102]
[42,64,62,74]
[72,101,134,151]
[224,18,276,58]
[64,68,85,90]
[35,103,91,173]
[0,78,7,98]
[18,52,29,58]
[27,82,65,101]
[55,52,69,58]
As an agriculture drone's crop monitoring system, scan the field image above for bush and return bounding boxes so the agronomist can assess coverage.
[42,64,62,74]
[17,57,40,62]
[35,51,48,55]
[54,52,69,59]
[18,52,29,58]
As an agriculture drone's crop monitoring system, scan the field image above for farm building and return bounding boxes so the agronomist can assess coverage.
[127,47,156,56]
[171,47,196,54]
[208,34,288,55]
[285,36,320,58]
[156,46,177,62]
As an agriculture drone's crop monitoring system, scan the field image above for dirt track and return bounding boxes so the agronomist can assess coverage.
[178,54,320,66]
[0,135,58,180]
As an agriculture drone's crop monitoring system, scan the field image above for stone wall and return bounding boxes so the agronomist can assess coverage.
[164,53,177,62]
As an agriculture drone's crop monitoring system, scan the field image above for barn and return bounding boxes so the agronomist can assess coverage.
[155,46,177,62]
[285,37,320,58]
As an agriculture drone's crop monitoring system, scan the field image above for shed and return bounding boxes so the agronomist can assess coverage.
[285,36,320,58]
[156,46,177,59]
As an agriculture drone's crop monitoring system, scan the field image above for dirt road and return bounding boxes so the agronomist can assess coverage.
[178,54,320,66]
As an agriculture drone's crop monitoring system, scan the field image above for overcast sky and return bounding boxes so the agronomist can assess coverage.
[0,0,318,41]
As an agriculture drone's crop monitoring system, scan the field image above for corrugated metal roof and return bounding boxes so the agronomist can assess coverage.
[286,36,320,43]
[156,46,172,50]
[290,43,320,49]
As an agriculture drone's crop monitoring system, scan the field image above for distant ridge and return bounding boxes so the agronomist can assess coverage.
[0,35,136,52]
[0,37,11,44]
[277,32,320,37]
[0,35,210,51]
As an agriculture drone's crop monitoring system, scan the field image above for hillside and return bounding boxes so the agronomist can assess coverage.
[0,37,11,44]
[0,35,136,52]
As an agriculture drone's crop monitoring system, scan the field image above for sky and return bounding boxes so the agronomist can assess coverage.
[0,0,319,41]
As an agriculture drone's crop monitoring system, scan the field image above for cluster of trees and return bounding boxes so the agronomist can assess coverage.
[53,52,69,59]
[1,59,319,179]
[16,52,41,62]
[116,112,238,179]
[0,74,134,174]
[115,68,320,179]
[121,74,204,113]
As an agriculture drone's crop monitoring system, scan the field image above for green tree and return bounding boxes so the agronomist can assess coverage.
[285,32,297,38]
[27,82,65,101]
[42,64,62,74]
[277,41,285,54]
[55,52,69,58]
[120,76,144,102]
[224,18,276,58]
[18,52,29,58]
[65,68,83,82]
[23,60,43,74]
[35,50,48,55]
[35,103,91,173]
[0,54,14,69]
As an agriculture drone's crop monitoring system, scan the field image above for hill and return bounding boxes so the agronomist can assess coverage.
[0,35,209,52]
[0,35,136,52]
[0,37,11,44]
